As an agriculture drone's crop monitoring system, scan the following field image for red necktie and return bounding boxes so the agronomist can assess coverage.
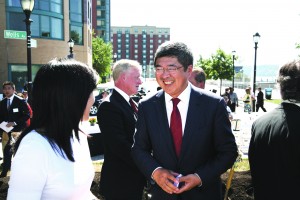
[170,98,182,157]
[129,98,138,114]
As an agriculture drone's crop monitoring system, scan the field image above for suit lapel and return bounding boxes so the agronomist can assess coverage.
[179,88,203,161]
[112,89,137,122]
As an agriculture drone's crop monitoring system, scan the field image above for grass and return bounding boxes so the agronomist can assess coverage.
[93,160,103,172]
[265,99,281,104]
[234,158,250,171]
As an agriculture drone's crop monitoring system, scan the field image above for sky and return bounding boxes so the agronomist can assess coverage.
[111,0,300,67]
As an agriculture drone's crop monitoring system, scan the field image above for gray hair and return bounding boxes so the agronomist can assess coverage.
[112,59,142,81]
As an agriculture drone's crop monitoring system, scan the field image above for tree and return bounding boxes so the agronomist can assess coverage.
[92,36,113,83]
[296,43,300,58]
[195,48,235,95]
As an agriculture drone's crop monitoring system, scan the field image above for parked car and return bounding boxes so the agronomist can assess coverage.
[89,88,112,116]
[90,92,102,116]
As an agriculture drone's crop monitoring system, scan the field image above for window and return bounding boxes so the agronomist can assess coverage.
[7,12,63,39]
[70,25,83,44]
[70,0,82,23]
[6,0,63,40]
[70,0,83,44]
[10,64,41,91]
[7,0,21,7]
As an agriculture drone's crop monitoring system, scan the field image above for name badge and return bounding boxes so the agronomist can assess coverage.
[13,108,19,113]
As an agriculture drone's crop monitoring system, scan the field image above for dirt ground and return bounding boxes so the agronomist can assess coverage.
[0,171,253,200]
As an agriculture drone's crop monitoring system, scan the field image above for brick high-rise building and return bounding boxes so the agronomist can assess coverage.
[111,25,170,78]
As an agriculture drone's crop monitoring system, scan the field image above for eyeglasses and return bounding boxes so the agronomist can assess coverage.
[155,66,183,74]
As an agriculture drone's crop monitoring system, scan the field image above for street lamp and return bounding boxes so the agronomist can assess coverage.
[67,38,74,59]
[232,50,236,88]
[113,53,117,62]
[21,0,35,104]
[252,32,261,112]
[143,65,147,82]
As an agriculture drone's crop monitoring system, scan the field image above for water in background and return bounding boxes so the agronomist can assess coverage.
[240,64,280,82]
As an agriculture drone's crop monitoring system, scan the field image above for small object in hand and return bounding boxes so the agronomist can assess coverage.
[173,174,182,188]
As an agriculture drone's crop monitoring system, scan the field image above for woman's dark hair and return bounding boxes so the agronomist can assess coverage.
[14,58,98,161]
[277,60,300,101]
[154,41,193,71]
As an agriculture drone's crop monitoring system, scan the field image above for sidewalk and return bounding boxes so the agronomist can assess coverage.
[206,83,280,159]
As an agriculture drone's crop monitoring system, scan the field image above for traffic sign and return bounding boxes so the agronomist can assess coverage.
[4,30,26,40]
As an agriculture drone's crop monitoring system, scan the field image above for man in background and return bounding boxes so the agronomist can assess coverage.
[97,59,146,200]
[229,87,238,112]
[0,81,30,177]
[188,67,206,89]
[249,60,300,199]
[255,87,266,112]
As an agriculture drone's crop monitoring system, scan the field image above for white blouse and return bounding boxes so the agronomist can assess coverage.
[7,130,97,200]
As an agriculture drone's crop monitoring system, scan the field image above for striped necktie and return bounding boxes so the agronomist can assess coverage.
[129,98,138,114]
[7,99,11,110]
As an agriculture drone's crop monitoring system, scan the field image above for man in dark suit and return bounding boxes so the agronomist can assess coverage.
[131,41,238,199]
[255,87,266,112]
[97,59,146,200]
[0,81,30,177]
[249,60,300,200]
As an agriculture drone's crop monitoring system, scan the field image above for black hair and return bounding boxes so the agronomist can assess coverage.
[154,41,193,71]
[14,58,98,161]
[277,60,300,101]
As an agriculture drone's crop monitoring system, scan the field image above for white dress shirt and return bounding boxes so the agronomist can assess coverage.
[164,83,191,135]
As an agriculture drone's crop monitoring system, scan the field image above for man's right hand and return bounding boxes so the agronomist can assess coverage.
[152,168,180,194]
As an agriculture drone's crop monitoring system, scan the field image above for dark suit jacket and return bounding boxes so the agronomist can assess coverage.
[249,103,300,200]
[131,87,238,200]
[0,95,30,132]
[256,91,264,105]
[97,89,146,199]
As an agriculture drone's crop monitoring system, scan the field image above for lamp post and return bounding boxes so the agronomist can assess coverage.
[143,65,147,82]
[232,50,236,88]
[113,53,117,63]
[67,38,74,59]
[252,32,261,112]
[21,0,34,104]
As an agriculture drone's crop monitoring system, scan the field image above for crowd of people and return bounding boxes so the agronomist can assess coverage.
[0,41,299,200]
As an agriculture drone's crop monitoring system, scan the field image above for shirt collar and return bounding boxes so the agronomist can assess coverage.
[282,100,300,108]
[165,83,191,104]
[7,94,15,101]
[114,86,130,103]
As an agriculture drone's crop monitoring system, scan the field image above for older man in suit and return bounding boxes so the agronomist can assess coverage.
[97,59,146,200]
[131,41,238,200]
[0,81,30,177]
